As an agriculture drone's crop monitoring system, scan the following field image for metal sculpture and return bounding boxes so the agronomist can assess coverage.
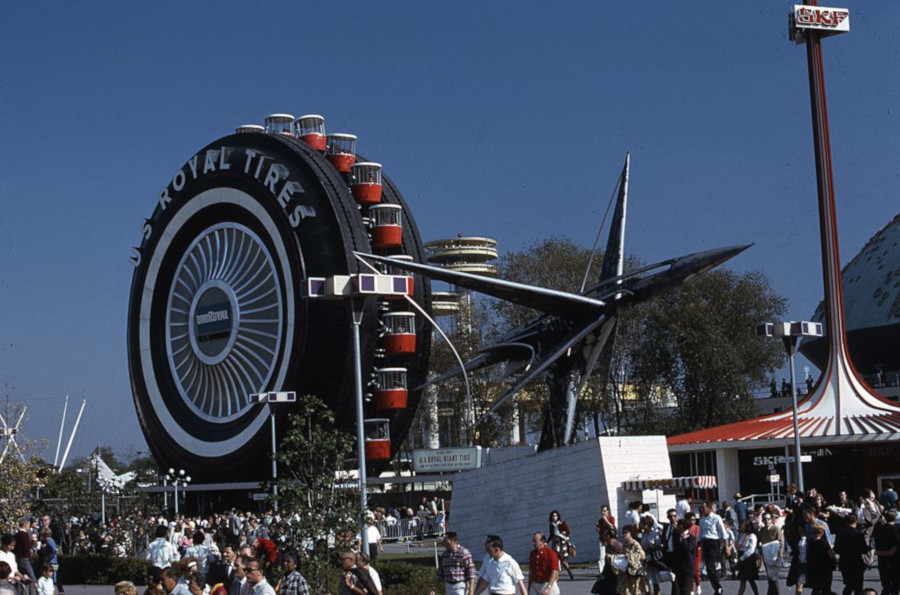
[360,154,749,449]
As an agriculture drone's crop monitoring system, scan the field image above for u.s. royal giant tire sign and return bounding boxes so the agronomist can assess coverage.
[127,130,431,480]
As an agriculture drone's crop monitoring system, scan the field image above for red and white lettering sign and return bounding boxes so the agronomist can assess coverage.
[793,5,850,33]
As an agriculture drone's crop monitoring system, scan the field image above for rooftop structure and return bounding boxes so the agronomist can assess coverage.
[424,235,499,314]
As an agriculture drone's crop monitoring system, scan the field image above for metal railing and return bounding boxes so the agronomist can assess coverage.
[377,514,445,542]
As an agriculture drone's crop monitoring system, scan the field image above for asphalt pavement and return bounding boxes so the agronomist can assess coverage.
[59,544,889,595]
[61,566,890,595]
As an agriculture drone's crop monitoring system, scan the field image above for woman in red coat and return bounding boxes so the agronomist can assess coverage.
[549,510,575,581]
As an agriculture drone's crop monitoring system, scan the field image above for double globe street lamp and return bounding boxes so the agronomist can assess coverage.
[756,320,823,493]
[166,468,191,516]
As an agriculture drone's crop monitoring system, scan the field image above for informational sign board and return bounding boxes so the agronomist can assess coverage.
[412,447,482,472]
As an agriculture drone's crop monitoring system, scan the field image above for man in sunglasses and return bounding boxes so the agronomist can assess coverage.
[244,560,275,595]
[757,513,784,595]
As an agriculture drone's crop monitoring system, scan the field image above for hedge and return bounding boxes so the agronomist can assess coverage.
[58,555,151,585]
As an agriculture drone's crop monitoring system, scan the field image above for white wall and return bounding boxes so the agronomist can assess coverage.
[715,448,740,503]
[449,436,673,563]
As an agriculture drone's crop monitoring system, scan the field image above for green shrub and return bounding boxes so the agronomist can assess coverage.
[59,555,151,585]
[378,560,435,595]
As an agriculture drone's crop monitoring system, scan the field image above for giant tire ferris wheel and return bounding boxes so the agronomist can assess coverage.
[127,117,432,480]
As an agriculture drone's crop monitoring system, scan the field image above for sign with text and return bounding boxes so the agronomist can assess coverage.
[790,5,849,43]
[412,447,482,472]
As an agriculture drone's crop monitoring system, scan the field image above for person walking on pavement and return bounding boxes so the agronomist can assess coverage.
[431,532,477,595]
[527,532,559,595]
[757,511,784,595]
[14,519,37,595]
[834,513,869,595]
[474,535,527,595]
[548,511,575,582]
[698,501,727,595]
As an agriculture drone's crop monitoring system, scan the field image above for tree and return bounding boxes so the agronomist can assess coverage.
[418,294,519,447]
[488,236,788,439]
[273,394,360,591]
[626,269,787,434]
[492,237,639,438]
[0,399,44,532]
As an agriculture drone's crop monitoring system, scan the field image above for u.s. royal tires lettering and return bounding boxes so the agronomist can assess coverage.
[127,132,431,480]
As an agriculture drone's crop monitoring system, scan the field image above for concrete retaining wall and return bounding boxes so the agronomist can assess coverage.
[448,436,673,563]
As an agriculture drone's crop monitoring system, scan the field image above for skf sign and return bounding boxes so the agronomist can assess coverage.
[790,5,850,44]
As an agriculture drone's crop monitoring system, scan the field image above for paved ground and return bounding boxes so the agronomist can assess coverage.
[554,565,886,595]
[58,542,888,595]
[62,566,890,595]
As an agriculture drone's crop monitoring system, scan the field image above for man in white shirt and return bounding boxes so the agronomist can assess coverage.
[183,529,216,574]
[697,501,727,595]
[362,519,383,562]
[474,535,527,595]
[676,495,694,520]
[146,525,177,569]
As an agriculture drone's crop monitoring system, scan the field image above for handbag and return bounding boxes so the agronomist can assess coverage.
[611,554,629,573]
[626,563,647,577]
[657,570,675,583]
[567,542,577,558]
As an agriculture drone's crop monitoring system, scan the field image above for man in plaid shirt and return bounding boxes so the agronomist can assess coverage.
[431,532,476,595]
[276,553,309,595]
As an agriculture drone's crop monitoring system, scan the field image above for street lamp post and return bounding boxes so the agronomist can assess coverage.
[166,468,191,517]
[350,295,369,557]
[248,391,297,513]
[303,271,415,557]
[756,321,823,493]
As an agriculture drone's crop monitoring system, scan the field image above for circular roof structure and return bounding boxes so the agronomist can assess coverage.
[801,212,900,374]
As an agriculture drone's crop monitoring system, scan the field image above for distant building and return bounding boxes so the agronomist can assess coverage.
[801,212,900,400]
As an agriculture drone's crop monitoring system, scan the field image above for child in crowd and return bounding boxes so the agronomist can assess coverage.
[37,564,55,595]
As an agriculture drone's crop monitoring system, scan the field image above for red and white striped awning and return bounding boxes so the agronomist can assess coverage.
[622,476,717,492]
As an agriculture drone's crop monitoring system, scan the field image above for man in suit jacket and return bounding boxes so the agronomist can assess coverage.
[660,509,680,570]
[209,545,237,587]
[672,521,697,595]
[835,513,869,595]
[227,556,251,595]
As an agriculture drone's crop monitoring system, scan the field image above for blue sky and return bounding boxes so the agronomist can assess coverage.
[1,2,897,462]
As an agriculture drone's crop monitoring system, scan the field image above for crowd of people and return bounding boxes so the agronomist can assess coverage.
[0,495,451,595]
[2,484,899,595]
[592,482,900,595]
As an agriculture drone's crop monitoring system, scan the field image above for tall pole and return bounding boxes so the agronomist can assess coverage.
[351,297,370,555]
[801,1,850,422]
[58,399,86,472]
[784,336,805,493]
[54,396,68,469]
[163,477,168,512]
[270,408,279,512]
